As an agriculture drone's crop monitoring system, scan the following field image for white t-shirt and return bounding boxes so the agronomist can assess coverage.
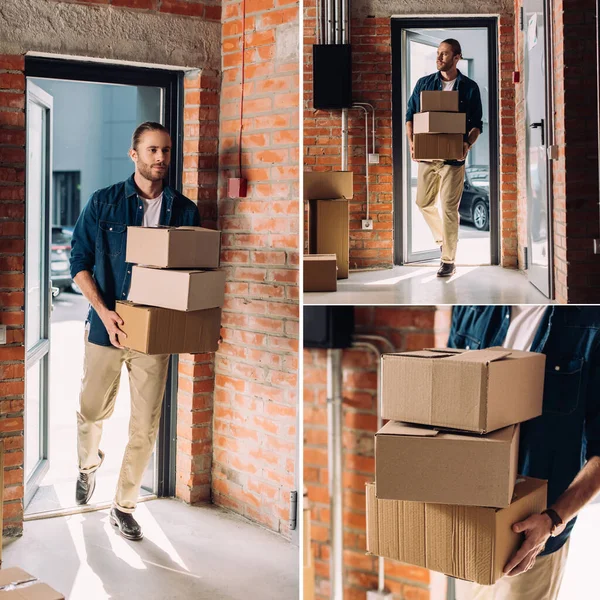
[442,78,456,91]
[502,306,548,352]
[141,192,163,227]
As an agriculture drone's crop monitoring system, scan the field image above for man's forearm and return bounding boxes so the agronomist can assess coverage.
[552,456,600,525]
[73,270,108,317]
[406,121,414,143]
[467,128,480,147]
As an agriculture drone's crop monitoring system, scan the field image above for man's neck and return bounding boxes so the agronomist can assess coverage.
[134,172,164,199]
[440,68,458,82]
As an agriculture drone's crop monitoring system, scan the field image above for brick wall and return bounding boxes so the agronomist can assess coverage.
[304,306,451,600]
[212,0,299,535]
[0,54,26,538]
[49,0,222,21]
[303,4,518,269]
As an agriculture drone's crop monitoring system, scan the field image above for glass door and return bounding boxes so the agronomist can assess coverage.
[24,82,53,507]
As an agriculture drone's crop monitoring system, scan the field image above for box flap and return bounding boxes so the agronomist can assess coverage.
[0,569,36,588]
[377,421,439,437]
[423,348,465,354]
[449,349,512,364]
[388,350,455,359]
[304,171,354,200]
[304,254,337,262]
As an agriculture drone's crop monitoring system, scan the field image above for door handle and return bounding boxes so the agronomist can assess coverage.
[529,119,545,145]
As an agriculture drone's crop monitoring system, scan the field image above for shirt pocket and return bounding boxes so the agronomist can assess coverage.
[449,331,481,350]
[97,221,126,257]
[542,357,584,416]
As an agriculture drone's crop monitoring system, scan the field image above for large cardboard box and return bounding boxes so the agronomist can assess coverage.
[366,477,547,585]
[304,171,352,279]
[375,422,519,508]
[128,266,226,312]
[126,226,221,269]
[413,134,464,160]
[0,568,64,599]
[381,348,545,433]
[414,111,466,134]
[420,90,459,112]
[116,301,221,355]
[303,255,337,292]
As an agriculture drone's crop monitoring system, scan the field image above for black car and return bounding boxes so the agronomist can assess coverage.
[51,226,82,296]
[459,165,490,231]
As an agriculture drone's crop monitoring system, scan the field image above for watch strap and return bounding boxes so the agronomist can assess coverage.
[542,508,563,535]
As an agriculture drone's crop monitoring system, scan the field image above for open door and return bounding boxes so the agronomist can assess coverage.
[24,82,53,507]
[523,0,553,297]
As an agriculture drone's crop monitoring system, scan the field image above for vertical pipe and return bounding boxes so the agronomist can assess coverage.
[327,349,344,600]
[365,109,370,219]
[324,0,331,44]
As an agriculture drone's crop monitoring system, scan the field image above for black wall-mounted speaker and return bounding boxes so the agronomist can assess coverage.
[304,306,355,349]
[313,44,352,110]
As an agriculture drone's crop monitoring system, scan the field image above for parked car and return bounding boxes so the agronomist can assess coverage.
[459,165,490,231]
[51,226,82,296]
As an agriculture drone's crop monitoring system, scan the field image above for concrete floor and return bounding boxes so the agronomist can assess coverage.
[3,499,298,600]
[304,265,550,305]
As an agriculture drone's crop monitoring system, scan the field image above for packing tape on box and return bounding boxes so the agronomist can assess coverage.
[0,576,40,592]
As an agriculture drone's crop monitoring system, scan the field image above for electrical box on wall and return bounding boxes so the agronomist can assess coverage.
[303,306,355,349]
[313,44,352,109]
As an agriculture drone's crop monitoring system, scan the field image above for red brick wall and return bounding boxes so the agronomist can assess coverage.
[303,5,518,269]
[304,307,451,599]
[49,0,222,21]
[213,0,299,535]
[0,54,26,538]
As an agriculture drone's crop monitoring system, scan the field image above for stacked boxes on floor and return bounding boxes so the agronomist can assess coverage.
[367,347,548,585]
[116,226,225,355]
[302,171,354,292]
[413,90,466,160]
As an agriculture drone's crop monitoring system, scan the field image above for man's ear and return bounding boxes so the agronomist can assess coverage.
[129,148,137,162]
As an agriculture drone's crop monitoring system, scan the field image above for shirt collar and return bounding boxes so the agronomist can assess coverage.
[435,69,463,87]
[125,173,174,203]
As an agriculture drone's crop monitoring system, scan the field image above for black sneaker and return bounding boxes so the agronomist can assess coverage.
[110,507,144,541]
[76,450,104,505]
[437,262,456,278]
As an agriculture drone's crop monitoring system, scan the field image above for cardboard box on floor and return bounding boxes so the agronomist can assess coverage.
[381,348,545,433]
[304,171,352,279]
[366,477,547,586]
[375,422,519,508]
[413,133,464,160]
[414,111,466,134]
[0,568,64,599]
[116,301,221,355]
[128,266,226,312]
[420,90,459,112]
[126,226,221,269]
[303,255,337,292]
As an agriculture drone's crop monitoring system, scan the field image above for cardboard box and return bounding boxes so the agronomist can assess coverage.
[303,564,315,600]
[126,226,221,269]
[116,301,221,355]
[413,134,464,160]
[366,477,547,585]
[381,348,545,433]
[304,171,352,279]
[303,255,337,292]
[128,266,226,312]
[420,90,459,112]
[0,568,64,599]
[375,422,519,507]
[308,200,349,279]
[414,111,466,134]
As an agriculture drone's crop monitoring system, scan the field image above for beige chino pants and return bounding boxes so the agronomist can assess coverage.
[416,160,466,264]
[77,332,170,513]
[455,539,570,600]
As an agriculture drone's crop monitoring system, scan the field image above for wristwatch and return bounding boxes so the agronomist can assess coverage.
[541,508,563,536]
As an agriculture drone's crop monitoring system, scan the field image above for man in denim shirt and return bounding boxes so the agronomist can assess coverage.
[449,306,600,600]
[406,39,483,277]
[69,122,199,541]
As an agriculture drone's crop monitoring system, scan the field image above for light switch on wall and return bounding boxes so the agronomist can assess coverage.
[0,325,6,345]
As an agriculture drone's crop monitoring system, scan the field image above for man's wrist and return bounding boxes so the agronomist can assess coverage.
[541,508,564,537]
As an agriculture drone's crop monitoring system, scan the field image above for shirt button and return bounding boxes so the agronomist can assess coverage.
[128,270,131,274]
[555,365,560,371]
[466,345,470,350]
[109,227,113,231]
[122,293,126,297]
[505,314,510,319]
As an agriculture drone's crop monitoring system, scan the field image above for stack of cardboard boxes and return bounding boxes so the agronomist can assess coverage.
[116,226,225,355]
[367,347,548,585]
[303,171,354,293]
[412,90,466,161]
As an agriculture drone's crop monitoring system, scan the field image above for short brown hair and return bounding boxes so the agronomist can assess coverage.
[131,122,170,150]
[441,38,462,58]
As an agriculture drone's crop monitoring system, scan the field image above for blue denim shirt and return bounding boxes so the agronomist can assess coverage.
[449,306,600,555]
[406,70,484,167]
[69,174,200,347]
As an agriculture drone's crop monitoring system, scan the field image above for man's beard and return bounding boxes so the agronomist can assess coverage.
[437,61,452,72]
[137,160,167,182]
